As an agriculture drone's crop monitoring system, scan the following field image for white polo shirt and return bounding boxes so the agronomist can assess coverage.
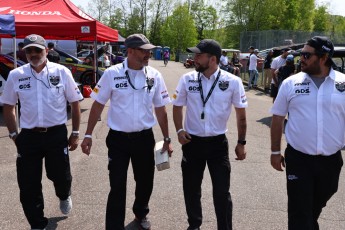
[172,69,248,137]
[0,61,83,128]
[249,54,259,70]
[270,69,345,155]
[270,55,286,83]
[91,59,170,132]
[220,55,228,66]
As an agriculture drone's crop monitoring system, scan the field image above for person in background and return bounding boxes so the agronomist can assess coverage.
[263,49,273,93]
[47,42,60,63]
[270,36,344,230]
[248,49,263,89]
[173,39,247,230]
[231,52,242,77]
[16,42,28,63]
[81,33,173,230]
[0,34,82,230]
[275,54,295,90]
[270,47,291,102]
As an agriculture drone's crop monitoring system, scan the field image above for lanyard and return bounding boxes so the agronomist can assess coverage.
[124,67,153,93]
[198,70,221,119]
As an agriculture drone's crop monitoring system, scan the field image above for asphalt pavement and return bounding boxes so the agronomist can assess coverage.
[0,59,344,230]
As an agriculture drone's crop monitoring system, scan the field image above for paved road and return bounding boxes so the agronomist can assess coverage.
[0,59,344,230]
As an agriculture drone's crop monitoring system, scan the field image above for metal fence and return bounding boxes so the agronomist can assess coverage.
[240,30,345,51]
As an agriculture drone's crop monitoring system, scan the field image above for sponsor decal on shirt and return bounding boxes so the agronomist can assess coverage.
[294,81,311,95]
[115,81,128,89]
[173,90,179,99]
[188,84,200,93]
[19,83,31,90]
[218,81,229,91]
[93,87,99,94]
[49,75,60,86]
[335,81,345,92]
[18,77,31,82]
[114,76,127,80]
[241,94,247,103]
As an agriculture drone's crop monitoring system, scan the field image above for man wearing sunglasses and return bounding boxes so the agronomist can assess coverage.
[270,36,344,229]
[1,34,83,230]
[81,33,173,230]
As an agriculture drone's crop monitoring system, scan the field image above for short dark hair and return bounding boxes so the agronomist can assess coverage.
[48,42,55,49]
[18,42,24,48]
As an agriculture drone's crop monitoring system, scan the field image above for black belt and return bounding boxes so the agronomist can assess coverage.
[190,134,226,142]
[22,124,65,133]
[110,128,152,139]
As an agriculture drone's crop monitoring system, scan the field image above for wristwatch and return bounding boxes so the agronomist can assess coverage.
[237,140,246,145]
[164,137,171,143]
[9,131,18,140]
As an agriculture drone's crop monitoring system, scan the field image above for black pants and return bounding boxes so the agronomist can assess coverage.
[285,144,343,230]
[105,128,155,230]
[181,134,232,230]
[15,125,71,229]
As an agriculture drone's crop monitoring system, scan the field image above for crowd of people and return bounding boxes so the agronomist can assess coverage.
[1,33,344,230]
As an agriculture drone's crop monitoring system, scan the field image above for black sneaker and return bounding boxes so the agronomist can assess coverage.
[187,228,200,230]
[135,217,151,230]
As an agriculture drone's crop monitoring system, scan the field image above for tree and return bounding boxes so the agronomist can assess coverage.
[87,0,109,23]
[190,0,218,40]
[161,4,198,55]
[313,6,331,32]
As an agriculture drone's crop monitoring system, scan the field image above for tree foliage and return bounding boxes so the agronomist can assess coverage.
[85,0,345,50]
[160,4,198,53]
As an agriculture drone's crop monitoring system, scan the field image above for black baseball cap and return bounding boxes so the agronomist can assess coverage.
[125,34,156,49]
[23,34,46,50]
[186,39,222,59]
[306,36,334,58]
[248,46,254,50]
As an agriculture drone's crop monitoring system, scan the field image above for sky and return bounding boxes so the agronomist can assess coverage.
[71,0,345,17]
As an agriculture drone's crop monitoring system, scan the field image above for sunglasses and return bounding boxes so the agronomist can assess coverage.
[25,47,44,54]
[300,52,319,60]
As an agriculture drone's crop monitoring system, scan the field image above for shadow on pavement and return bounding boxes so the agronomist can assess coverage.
[46,216,68,230]
[257,116,272,128]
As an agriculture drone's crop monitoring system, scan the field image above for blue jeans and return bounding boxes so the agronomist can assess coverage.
[248,69,258,87]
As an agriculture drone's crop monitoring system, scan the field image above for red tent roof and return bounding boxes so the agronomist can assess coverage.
[0,0,118,41]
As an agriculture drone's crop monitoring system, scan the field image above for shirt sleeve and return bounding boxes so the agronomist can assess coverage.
[231,78,248,108]
[152,74,170,107]
[64,68,84,103]
[90,69,113,105]
[0,72,18,105]
[270,81,289,116]
[172,75,188,106]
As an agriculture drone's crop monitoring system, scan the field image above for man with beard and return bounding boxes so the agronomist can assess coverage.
[81,33,173,230]
[172,39,248,230]
[270,36,344,230]
[1,34,83,230]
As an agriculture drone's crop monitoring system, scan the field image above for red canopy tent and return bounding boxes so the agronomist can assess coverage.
[0,0,118,42]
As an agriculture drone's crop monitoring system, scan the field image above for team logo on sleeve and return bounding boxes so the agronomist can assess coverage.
[218,81,229,91]
[49,76,60,86]
[335,81,345,92]
[93,87,99,94]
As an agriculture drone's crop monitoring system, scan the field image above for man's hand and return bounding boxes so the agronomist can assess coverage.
[162,142,173,157]
[235,144,246,160]
[81,137,92,156]
[177,130,192,145]
[68,134,79,151]
[271,154,285,171]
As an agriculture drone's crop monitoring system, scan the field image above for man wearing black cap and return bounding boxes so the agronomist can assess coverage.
[81,33,172,230]
[1,34,83,230]
[270,36,344,229]
[172,39,248,230]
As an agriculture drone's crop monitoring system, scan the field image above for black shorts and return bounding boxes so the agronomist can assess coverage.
[270,84,278,98]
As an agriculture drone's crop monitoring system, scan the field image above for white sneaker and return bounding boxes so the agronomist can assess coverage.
[60,196,72,215]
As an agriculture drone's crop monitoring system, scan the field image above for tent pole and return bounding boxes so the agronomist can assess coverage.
[93,39,97,84]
